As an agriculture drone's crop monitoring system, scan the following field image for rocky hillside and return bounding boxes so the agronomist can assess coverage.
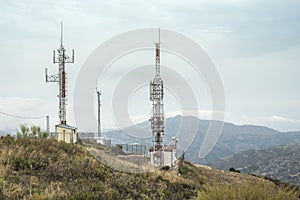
[211,144,300,186]
[0,135,299,199]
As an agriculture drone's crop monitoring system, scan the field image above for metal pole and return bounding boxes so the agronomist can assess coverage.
[46,116,50,134]
[97,90,102,137]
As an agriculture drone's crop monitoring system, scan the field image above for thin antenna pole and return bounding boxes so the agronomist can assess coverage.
[60,21,63,47]
[46,116,50,134]
[155,28,161,76]
[159,28,160,43]
[97,89,102,138]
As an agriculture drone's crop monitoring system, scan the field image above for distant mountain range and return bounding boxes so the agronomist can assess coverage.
[104,115,300,186]
[211,143,300,186]
[104,115,300,164]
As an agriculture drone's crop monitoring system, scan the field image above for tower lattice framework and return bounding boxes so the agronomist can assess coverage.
[45,22,74,125]
[150,29,165,167]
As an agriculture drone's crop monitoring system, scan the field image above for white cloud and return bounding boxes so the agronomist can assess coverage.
[269,115,300,124]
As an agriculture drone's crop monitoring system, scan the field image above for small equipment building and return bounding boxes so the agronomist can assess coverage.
[55,124,78,144]
[149,145,176,167]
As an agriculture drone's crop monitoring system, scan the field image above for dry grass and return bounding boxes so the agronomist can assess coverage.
[0,135,299,199]
[197,179,299,200]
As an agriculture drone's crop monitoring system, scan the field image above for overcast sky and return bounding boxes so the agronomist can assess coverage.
[0,0,299,133]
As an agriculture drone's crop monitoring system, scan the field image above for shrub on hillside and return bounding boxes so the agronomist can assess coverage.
[229,167,240,173]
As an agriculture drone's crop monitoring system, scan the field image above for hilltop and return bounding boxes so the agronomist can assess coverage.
[0,136,299,199]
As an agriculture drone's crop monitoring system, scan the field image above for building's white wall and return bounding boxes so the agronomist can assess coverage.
[150,151,154,166]
[56,126,78,143]
[164,151,176,166]
[149,150,176,167]
[164,151,172,166]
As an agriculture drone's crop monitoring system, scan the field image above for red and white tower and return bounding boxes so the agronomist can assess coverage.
[45,22,74,125]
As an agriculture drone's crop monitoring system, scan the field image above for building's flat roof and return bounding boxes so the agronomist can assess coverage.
[55,124,77,130]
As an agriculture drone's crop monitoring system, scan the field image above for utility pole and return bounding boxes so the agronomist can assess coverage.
[96,89,102,138]
[46,115,50,134]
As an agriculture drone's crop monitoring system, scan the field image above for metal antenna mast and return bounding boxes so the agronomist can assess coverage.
[150,28,165,167]
[96,89,102,138]
[45,21,74,125]
[46,116,50,134]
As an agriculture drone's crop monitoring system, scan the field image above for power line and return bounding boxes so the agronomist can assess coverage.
[0,111,47,119]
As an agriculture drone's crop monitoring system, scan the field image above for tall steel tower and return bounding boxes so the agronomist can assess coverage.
[45,22,74,125]
[150,29,165,167]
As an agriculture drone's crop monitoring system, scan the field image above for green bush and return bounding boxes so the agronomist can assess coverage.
[12,157,30,171]
[160,166,170,171]
[229,167,240,173]
[16,124,49,139]
[179,166,189,175]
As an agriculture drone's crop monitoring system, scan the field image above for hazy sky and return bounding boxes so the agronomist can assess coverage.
[0,0,299,132]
